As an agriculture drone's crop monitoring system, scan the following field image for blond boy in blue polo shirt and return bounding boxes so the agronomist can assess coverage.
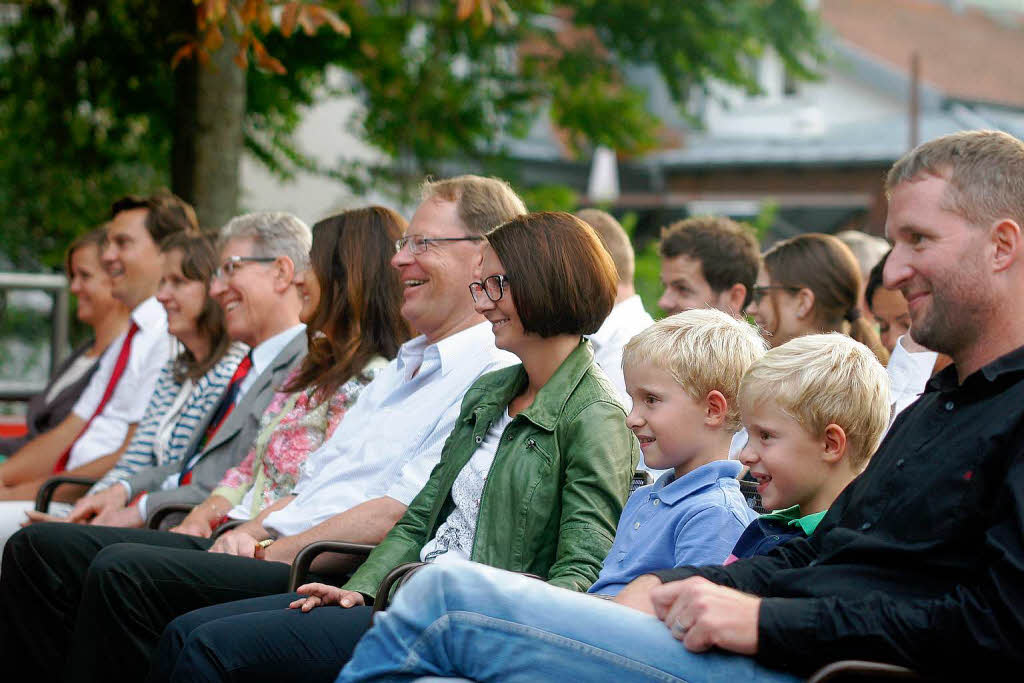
[589,309,766,596]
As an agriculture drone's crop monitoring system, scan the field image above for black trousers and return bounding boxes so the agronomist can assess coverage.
[148,593,374,682]
[0,522,299,683]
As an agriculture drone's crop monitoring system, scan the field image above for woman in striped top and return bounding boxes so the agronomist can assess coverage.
[58,234,247,508]
[168,207,411,538]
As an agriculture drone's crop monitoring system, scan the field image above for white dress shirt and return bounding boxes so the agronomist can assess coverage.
[887,334,938,424]
[68,296,172,470]
[586,295,654,407]
[263,321,516,538]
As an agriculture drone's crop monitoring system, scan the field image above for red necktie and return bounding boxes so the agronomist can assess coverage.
[179,353,252,485]
[54,322,140,473]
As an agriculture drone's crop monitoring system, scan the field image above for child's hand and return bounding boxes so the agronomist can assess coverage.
[612,574,660,615]
[651,576,760,655]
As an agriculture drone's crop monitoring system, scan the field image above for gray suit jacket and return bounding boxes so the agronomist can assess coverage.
[129,331,307,512]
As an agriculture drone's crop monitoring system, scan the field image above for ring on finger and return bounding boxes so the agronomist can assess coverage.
[670,617,688,637]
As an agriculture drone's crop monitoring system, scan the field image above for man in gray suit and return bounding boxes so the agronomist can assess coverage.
[54,211,310,528]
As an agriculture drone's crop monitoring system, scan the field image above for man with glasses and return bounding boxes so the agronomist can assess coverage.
[0,177,524,682]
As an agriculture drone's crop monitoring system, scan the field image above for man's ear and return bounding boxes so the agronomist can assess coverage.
[705,390,729,427]
[991,218,1022,274]
[822,423,848,464]
[723,283,748,316]
[273,256,296,293]
[795,287,816,320]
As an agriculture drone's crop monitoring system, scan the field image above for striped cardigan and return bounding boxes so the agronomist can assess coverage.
[90,342,250,493]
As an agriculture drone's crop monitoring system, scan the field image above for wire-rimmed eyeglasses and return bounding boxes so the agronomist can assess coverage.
[394,234,484,255]
[213,256,277,281]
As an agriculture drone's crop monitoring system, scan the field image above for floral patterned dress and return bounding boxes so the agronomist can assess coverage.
[210,356,387,521]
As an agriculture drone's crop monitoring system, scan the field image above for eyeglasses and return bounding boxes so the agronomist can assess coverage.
[469,274,510,303]
[213,256,277,281]
[750,285,802,304]
[395,234,484,255]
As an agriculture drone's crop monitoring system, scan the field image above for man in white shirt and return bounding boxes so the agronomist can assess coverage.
[577,209,654,406]
[0,192,197,539]
[0,176,525,682]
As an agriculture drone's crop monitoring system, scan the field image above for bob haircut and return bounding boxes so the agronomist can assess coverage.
[623,308,768,433]
[283,206,412,403]
[159,232,231,382]
[485,211,617,338]
[738,333,890,471]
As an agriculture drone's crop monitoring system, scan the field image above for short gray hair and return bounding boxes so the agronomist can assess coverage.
[218,212,312,272]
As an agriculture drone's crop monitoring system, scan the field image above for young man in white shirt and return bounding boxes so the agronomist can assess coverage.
[0,192,197,540]
[0,176,525,682]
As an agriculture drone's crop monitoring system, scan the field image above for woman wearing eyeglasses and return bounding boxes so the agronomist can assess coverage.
[746,233,889,364]
[149,211,638,683]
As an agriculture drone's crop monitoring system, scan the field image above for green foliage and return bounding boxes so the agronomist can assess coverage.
[0,0,823,270]
[518,184,579,213]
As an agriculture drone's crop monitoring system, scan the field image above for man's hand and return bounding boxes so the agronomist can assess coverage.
[208,529,264,559]
[168,521,213,538]
[651,576,760,655]
[289,583,365,612]
[20,509,68,527]
[67,486,127,524]
[92,503,144,528]
[612,574,662,615]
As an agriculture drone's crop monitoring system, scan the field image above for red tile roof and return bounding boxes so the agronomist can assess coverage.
[822,0,1024,108]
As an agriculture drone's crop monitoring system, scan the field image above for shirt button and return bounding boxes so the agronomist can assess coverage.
[653,499,660,506]
[474,436,483,444]
[859,522,872,531]
[634,521,641,529]
[944,401,955,411]
[896,458,905,469]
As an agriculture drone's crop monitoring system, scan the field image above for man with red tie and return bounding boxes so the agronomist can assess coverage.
[0,191,197,541]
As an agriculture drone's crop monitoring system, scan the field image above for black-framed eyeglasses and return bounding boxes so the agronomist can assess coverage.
[213,256,277,281]
[394,234,484,255]
[750,285,802,304]
[469,274,510,303]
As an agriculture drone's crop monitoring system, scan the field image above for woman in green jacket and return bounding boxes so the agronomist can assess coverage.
[151,211,639,682]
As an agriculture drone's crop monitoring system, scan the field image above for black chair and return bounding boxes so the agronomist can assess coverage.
[738,478,766,514]
[286,541,376,592]
[630,469,653,494]
[806,660,923,682]
[34,475,98,512]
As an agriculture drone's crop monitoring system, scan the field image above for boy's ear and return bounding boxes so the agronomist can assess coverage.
[705,390,728,427]
[822,423,847,463]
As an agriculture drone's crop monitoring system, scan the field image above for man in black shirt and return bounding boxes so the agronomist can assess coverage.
[329,130,1024,683]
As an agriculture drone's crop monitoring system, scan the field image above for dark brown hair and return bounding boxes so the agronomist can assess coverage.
[485,212,617,337]
[282,206,412,403]
[111,190,200,244]
[659,216,761,308]
[763,233,889,364]
[159,232,232,381]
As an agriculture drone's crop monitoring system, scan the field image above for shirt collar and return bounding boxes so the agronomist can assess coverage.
[652,459,744,505]
[760,504,828,536]
[589,295,647,346]
[250,324,305,377]
[131,296,167,330]
[396,321,504,379]
[926,342,1024,394]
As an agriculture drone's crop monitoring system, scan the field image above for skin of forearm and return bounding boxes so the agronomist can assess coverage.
[0,416,83,485]
[265,496,407,567]
[183,494,235,529]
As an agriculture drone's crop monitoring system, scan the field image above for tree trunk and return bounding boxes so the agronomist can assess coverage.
[190,38,246,231]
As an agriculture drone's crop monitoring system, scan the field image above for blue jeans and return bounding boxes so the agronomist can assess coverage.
[336,561,801,683]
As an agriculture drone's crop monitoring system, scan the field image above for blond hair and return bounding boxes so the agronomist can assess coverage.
[739,333,890,470]
[622,308,768,432]
[421,175,527,236]
[885,129,1024,229]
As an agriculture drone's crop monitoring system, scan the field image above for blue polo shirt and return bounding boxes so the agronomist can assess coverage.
[588,459,757,596]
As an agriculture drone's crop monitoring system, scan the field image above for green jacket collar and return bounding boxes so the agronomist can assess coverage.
[464,339,596,432]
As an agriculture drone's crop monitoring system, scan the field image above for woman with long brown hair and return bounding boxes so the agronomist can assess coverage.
[746,233,889,364]
[169,206,411,538]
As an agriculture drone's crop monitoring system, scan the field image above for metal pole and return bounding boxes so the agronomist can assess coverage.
[909,52,920,150]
